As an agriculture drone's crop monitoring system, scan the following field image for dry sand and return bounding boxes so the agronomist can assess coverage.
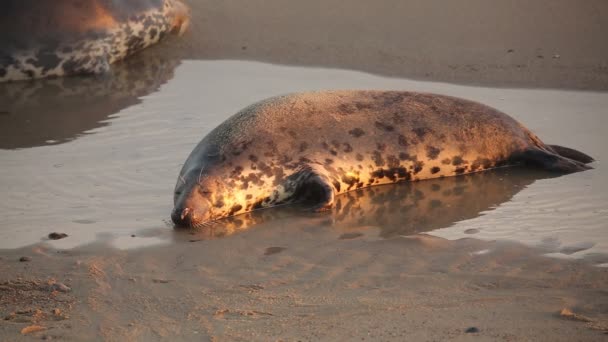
[1,0,608,341]
[168,0,608,90]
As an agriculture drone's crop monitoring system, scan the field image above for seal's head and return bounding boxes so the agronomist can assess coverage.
[165,0,190,36]
[171,144,233,228]
[171,178,214,228]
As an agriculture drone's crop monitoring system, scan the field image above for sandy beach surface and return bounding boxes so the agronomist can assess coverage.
[1,0,608,341]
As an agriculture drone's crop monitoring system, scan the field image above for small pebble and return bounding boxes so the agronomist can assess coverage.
[48,233,68,240]
[49,283,71,293]
[465,327,480,333]
[19,256,31,262]
[152,279,171,284]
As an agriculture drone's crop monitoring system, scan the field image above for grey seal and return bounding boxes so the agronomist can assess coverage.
[171,91,593,227]
[0,0,189,82]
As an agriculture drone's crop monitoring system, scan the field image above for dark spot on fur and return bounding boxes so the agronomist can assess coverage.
[441,158,451,165]
[355,153,364,161]
[454,167,467,174]
[371,169,385,179]
[371,151,385,167]
[375,121,395,132]
[214,198,225,208]
[332,180,341,192]
[231,166,244,178]
[331,140,341,149]
[299,157,312,163]
[426,146,441,160]
[377,143,386,152]
[229,204,243,215]
[413,161,424,174]
[321,141,329,150]
[471,157,493,170]
[246,194,253,200]
[343,143,353,153]
[398,134,409,147]
[452,156,465,166]
[325,158,334,165]
[299,142,308,152]
[258,162,273,177]
[413,127,432,140]
[249,155,258,162]
[127,35,145,55]
[32,50,62,72]
[378,167,410,182]
[341,174,359,190]
[252,200,264,210]
[149,28,158,40]
[349,128,365,138]
[430,166,441,174]
[398,152,413,161]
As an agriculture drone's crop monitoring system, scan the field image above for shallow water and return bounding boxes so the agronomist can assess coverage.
[0,59,606,260]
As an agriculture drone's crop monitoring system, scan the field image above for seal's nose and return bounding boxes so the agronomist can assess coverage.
[171,206,193,227]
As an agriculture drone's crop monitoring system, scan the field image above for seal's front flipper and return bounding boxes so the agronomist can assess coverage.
[548,145,595,164]
[292,167,336,212]
[518,148,592,173]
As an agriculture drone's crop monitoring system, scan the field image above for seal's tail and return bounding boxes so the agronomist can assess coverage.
[518,147,593,173]
[548,145,595,164]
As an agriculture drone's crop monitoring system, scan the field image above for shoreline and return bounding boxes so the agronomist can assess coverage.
[1,233,607,340]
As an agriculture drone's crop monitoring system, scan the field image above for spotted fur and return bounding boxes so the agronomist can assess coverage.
[0,0,189,82]
[172,91,593,227]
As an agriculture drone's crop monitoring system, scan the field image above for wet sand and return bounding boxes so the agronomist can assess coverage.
[1,0,608,341]
[2,230,608,341]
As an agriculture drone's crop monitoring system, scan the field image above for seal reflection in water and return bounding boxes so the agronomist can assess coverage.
[0,0,189,82]
[184,168,555,240]
[0,53,180,149]
[172,91,594,229]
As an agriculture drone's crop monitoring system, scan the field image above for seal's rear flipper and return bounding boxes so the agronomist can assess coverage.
[292,167,336,212]
[548,145,595,164]
[518,149,592,173]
